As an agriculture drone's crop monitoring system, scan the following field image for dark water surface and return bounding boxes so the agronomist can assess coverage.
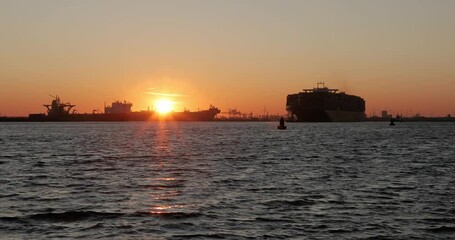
[1,122,454,239]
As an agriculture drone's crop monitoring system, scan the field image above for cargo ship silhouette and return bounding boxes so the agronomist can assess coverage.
[286,83,366,122]
[25,96,221,121]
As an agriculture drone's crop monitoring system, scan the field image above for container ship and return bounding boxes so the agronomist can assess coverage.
[286,83,365,122]
[1,96,220,122]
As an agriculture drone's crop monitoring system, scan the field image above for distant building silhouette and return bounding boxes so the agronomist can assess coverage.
[381,111,392,119]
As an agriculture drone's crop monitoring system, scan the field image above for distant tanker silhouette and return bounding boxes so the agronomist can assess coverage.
[28,96,220,121]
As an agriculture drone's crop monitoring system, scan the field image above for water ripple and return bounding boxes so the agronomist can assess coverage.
[0,122,454,239]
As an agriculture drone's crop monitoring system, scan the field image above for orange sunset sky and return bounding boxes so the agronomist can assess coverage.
[1,0,454,117]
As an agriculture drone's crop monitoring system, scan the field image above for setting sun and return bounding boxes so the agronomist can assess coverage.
[155,99,174,114]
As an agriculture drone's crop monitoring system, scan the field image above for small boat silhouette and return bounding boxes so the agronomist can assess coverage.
[389,118,395,126]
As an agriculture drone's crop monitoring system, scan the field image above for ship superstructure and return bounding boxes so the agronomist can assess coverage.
[43,95,76,118]
[104,101,132,114]
[286,83,365,122]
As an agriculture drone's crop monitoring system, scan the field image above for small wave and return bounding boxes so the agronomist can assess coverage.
[50,153,78,157]
[255,217,295,223]
[27,174,48,179]
[362,235,395,240]
[171,233,255,239]
[0,216,22,222]
[426,226,455,233]
[142,183,185,189]
[314,224,328,229]
[25,181,51,187]
[327,228,354,233]
[162,222,195,229]
[385,186,416,191]
[327,200,346,204]
[423,218,455,223]
[263,199,315,207]
[261,161,282,165]
[76,158,102,164]
[81,222,105,231]
[259,234,293,239]
[0,193,19,198]
[29,211,124,222]
[137,211,202,219]
[3,210,203,223]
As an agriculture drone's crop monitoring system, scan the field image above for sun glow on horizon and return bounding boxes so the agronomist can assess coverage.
[155,99,174,114]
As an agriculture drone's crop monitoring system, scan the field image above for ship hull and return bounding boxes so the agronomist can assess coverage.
[293,109,365,122]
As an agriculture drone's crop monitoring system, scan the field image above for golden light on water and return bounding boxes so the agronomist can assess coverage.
[155,99,174,115]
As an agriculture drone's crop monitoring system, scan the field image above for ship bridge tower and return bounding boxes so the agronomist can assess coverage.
[302,82,339,93]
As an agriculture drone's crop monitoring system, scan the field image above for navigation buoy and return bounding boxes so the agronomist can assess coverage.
[277,117,287,130]
[389,118,395,126]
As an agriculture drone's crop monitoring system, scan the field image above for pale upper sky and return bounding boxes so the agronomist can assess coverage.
[1,0,454,116]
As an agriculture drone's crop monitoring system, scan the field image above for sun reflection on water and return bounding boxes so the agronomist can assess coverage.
[149,204,188,214]
[146,122,191,216]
